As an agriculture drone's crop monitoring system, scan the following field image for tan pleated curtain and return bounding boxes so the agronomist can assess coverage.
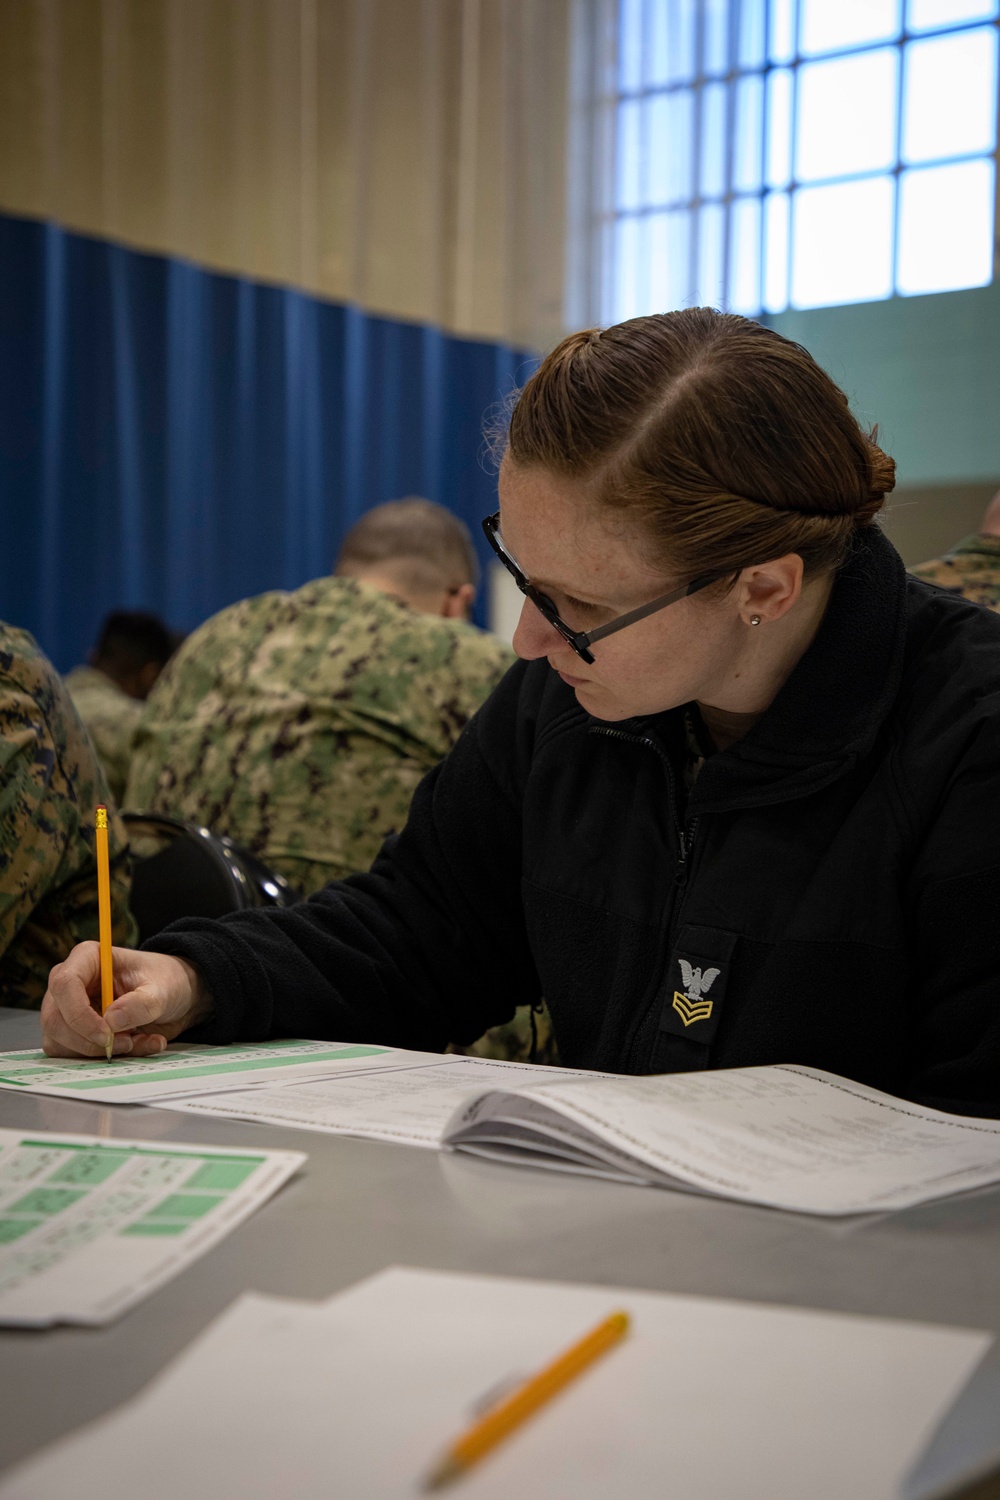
[0,0,572,351]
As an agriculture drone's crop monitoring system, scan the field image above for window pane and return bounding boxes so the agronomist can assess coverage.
[902,29,998,165]
[650,209,693,310]
[616,99,644,211]
[729,195,762,313]
[907,0,998,31]
[697,202,726,305]
[738,0,767,68]
[766,68,793,187]
[897,159,995,293]
[649,0,697,86]
[791,177,895,307]
[799,0,901,56]
[700,83,728,198]
[769,0,796,63]
[618,0,644,91]
[704,0,731,76]
[763,190,791,311]
[613,216,647,321]
[649,91,695,203]
[796,50,899,181]
[733,74,765,191]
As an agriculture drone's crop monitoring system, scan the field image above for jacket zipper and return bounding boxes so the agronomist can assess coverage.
[592,726,700,1069]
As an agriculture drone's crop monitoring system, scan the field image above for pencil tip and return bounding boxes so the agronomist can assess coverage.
[422,1458,462,1491]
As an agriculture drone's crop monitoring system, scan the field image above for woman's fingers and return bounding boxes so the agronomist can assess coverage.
[42,946,203,1058]
[41,943,110,1055]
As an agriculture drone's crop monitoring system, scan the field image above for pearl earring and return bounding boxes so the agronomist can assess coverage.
[750,615,762,626]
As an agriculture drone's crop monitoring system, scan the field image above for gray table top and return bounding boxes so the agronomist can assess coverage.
[1,1008,999,1496]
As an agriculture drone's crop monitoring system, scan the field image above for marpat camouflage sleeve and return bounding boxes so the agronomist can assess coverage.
[0,626,136,1006]
[909,536,1000,613]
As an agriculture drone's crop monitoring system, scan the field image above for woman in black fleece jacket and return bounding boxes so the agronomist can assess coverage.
[43,309,1000,1116]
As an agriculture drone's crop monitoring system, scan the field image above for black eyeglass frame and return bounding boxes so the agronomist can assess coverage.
[482,512,719,664]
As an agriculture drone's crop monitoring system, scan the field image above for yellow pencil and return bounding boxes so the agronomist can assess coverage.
[423,1309,630,1489]
[95,806,114,1063]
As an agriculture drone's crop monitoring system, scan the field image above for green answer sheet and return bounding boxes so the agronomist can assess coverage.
[0,1039,398,1104]
[0,1128,304,1326]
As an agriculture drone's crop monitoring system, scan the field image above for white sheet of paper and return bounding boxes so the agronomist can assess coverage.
[0,1040,422,1103]
[0,1266,989,1499]
[0,1127,304,1326]
[444,1065,1000,1214]
[162,1056,605,1146]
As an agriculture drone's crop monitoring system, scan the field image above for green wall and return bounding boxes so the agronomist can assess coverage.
[770,281,1000,485]
[768,281,1000,565]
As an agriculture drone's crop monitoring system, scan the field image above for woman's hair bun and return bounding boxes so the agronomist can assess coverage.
[857,427,896,527]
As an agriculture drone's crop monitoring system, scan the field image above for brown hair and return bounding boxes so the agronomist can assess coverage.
[335,497,479,594]
[506,308,895,582]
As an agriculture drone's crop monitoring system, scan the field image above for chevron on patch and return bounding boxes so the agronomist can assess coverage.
[672,990,714,1027]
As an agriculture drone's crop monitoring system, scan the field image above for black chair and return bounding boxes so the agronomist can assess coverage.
[122,812,299,944]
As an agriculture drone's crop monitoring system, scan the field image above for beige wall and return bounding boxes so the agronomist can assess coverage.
[0,0,569,349]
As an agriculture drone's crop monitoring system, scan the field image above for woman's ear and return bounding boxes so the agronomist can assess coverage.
[737,554,805,626]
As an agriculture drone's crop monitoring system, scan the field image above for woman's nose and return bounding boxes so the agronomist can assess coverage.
[512,596,566,661]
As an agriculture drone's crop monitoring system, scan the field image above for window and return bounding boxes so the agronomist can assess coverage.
[606,0,1000,319]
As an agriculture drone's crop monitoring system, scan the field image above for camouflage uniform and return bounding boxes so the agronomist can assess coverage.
[63,665,143,806]
[0,624,136,1007]
[126,577,515,886]
[124,576,555,1060]
[909,535,1000,612]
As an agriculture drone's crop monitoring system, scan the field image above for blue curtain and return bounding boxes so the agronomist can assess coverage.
[0,210,536,671]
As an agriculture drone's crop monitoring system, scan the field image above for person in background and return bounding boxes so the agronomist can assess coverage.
[126,498,512,888]
[909,489,1000,610]
[123,498,544,1060]
[64,611,176,805]
[1,622,135,1006]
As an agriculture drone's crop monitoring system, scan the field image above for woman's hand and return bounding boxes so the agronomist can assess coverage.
[41,944,214,1058]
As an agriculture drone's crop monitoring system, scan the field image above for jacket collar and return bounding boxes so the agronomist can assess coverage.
[637,526,909,811]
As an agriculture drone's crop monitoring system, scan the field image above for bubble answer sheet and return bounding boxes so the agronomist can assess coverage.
[0,1266,990,1499]
[0,1127,304,1326]
[0,1039,420,1104]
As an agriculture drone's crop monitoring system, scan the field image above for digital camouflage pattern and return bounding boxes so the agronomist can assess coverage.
[124,576,553,1061]
[63,665,143,806]
[909,535,1000,613]
[0,624,136,1007]
[125,576,516,887]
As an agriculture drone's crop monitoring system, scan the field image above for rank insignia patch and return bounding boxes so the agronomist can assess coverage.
[657,928,736,1047]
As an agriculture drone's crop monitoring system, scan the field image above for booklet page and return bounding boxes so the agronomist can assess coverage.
[163,1056,607,1146]
[444,1065,1000,1215]
[0,1127,304,1326]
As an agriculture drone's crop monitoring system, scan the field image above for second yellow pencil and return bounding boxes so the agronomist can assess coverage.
[424,1309,630,1489]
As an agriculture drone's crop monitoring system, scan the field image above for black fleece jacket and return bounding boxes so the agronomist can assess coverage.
[150,527,1000,1117]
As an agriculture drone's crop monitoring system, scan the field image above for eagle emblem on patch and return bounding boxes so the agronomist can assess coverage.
[672,959,721,1026]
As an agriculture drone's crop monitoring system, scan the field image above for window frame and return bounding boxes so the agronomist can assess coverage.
[596,0,1000,321]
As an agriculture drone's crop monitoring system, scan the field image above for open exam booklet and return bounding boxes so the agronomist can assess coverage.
[164,1055,1000,1217]
[6,1037,1000,1216]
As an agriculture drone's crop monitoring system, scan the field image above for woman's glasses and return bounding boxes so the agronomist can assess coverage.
[482,512,718,664]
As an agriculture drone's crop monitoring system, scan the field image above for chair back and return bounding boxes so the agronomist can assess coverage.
[122,813,298,944]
